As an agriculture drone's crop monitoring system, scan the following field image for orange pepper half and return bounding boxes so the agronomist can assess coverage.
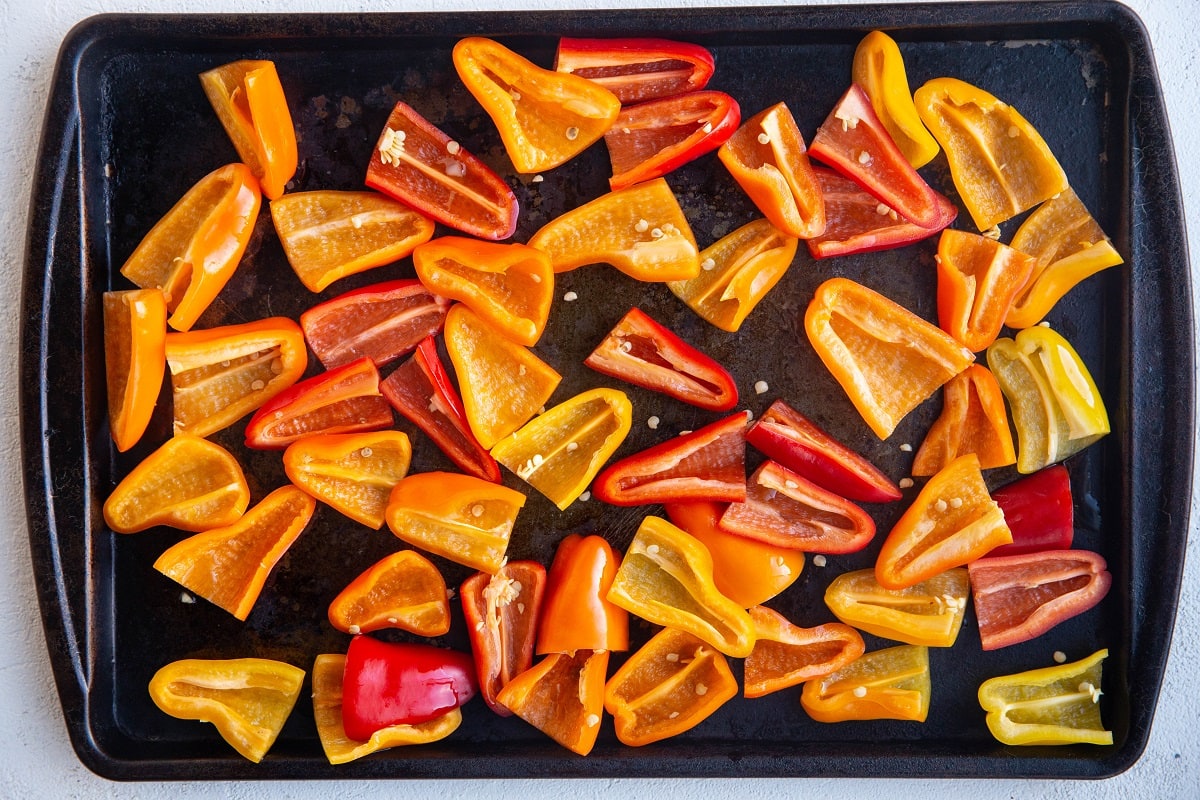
[119,163,261,332]
[271,190,436,293]
[103,435,249,534]
[875,453,1012,590]
[149,657,305,763]
[604,627,737,746]
[490,387,632,510]
[453,37,621,174]
[200,60,297,200]
[742,606,865,698]
[385,471,526,573]
[312,653,462,764]
[537,534,628,655]
[153,485,316,620]
[805,277,974,439]
[327,549,450,637]
[800,644,931,723]
[165,316,307,439]
[414,237,554,347]
[283,430,412,529]
[912,364,1015,476]
[607,516,755,658]
[936,228,1036,352]
[496,649,610,755]
[103,288,166,452]
[527,178,700,281]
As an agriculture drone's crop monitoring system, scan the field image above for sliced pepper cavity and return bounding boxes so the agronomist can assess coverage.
[936,228,1037,352]
[911,363,1016,476]
[461,560,547,714]
[283,429,412,529]
[554,37,715,105]
[496,649,610,756]
[824,567,971,648]
[742,605,865,698]
[977,649,1112,745]
[327,549,449,637]
[800,644,931,723]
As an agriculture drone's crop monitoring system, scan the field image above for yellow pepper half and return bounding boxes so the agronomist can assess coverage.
[852,31,940,168]
[978,649,1112,745]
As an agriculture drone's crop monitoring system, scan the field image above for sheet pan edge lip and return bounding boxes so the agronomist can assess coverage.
[20,0,1193,782]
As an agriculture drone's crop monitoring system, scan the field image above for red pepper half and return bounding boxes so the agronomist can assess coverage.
[719,460,876,553]
[365,101,518,241]
[584,307,738,411]
[554,37,715,105]
[745,399,901,503]
[461,561,547,715]
[968,549,1111,650]
[340,636,477,741]
[300,279,451,370]
[806,166,956,259]
[245,357,393,449]
[379,336,501,483]
[987,465,1074,558]
[810,84,941,228]
[592,412,748,506]
[604,91,740,191]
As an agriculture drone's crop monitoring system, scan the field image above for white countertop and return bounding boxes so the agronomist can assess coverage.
[3,0,1196,797]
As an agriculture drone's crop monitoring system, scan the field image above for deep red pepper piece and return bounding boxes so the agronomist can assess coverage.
[584,307,738,412]
[379,336,501,483]
[554,37,715,105]
[809,84,942,229]
[592,411,748,506]
[745,399,901,503]
[340,635,477,741]
[987,465,1074,557]
[244,357,393,449]
[604,91,740,191]
[806,167,956,259]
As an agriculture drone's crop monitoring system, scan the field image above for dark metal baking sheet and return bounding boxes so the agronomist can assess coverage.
[20,1,1192,781]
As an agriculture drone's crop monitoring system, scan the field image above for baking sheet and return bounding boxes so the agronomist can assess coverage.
[20,2,1193,780]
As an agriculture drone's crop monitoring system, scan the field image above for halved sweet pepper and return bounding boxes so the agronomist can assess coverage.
[537,534,629,655]
[824,567,970,648]
[327,549,449,637]
[875,453,1012,590]
[584,307,738,411]
[607,515,755,658]
[454,36,621,174]
[987,325,1109,474]
[742,606,864,698]
[800,644,930,723]
[914,76,1068,231]
[120,163,261,332]
[851,31,940,168]
[283,430,411,529]
[461,560,547,714]
[496,649,610,756]
[200,60,296,200]
[987,465,1074,557]
[604,627,738,745]
[936,228,1036,352]
[103,288,167,452]
[805,277,974,439]
[592,411,747,506]
[554,37,715,104]
[977,649,1112,745]
[911,364,1016,476]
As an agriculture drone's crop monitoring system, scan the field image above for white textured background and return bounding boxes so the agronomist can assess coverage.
[3,0,1196,798]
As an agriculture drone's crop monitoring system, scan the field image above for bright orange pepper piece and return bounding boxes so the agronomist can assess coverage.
[912,364,1016,475]
[271,190,436,292]
[414,237,554,347]
[607,516,756,658]
[327,549,450,637]
[800,644,931,723]
[103,435,250,534]
[453,37,621,173]
[527,178,700,281]
[742,605,865,698]
[153,485,315,620]
[165,316,308,439]
[149,657,305,763]
[496,649,610,756]
[312,653,462,764]
[875,453,1012,590]
[936,228,1036,352]
[604,627,737,746]
[805,277,974,439]
[385,471,526,573]
[537,534,629,655]
[200,60,297,199]
[283,430,412,529]
[119,163,261,332]
[103,288,167,452]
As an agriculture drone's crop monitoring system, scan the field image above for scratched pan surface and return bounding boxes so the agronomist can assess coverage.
[21,2,1192,781]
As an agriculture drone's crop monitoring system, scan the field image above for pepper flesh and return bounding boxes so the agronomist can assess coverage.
[987,465,1074,557]
[800,644,931,723]
[936,228,1036,352]
[283,430,412,529]
[875,453,1012,590]
[718,101,827,238]
[743,606,865,698]
[554,37,715,104]
[103,288,167,452]
[454,36,621,174]
[496,649,610,756]
[977,649,1112,745]
[149,657,305,763]
[119,163,262,332]
[461,560,547,714]
[824,567,970,647]
[851,31,940,168]
[200,60,297,199]
[914,76,1068,231]
[607,515,756,658]
[153,485,315,620]
[327,549,449,637]
[805,277,974,439]
[604,627,738,745]
[911,364,1016,476]
[537,534,629,655]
